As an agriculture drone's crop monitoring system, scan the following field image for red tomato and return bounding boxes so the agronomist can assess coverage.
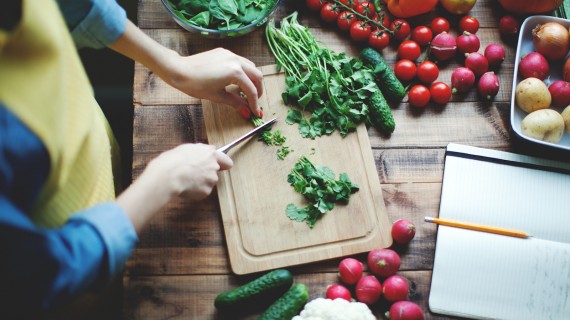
[430,17,450,35]
[376,13,391,29]
[398,40,421,61]
[394,59,417,82]
[459,16,480,34]
[430,81,452,104]
[354,1,376,18]
[306,0,324,11]
[338,0,355,6]
[390,19,411,41]
[408,85,431,107]
[368,30,391,51]
[350,21,372,42]
[320,3,340,23]
[411,26,433,47]
[337,11,357,31]
[416,61,439,84]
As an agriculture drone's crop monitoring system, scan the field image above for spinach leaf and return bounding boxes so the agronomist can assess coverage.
[187,11,210,27]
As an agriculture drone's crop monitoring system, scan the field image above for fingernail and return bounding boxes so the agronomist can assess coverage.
[259,110,264,118]
[239,107,251,119]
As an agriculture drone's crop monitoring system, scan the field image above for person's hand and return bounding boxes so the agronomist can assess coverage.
[160,48,264,118]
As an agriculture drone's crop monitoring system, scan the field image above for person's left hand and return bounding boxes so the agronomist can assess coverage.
[159,48,264,118]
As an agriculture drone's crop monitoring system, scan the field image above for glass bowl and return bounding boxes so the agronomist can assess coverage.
[160,0,281,39]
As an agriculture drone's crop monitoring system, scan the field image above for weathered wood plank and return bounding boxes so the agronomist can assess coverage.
[137,0,506,30]
[133,28,517,106]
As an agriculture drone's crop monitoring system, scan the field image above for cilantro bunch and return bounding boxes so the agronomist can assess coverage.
[266,12,395,138]
[286,156,359,228]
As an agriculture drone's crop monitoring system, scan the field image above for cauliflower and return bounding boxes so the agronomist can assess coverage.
[292,298,376,320]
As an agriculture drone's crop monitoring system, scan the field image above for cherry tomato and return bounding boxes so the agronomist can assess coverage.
[350,21,372,42]
[416,61,439,84]
[306,0,324,12]
[354,1,376,18]
[398,40,421,61]
[430,17,450,35]
[459,16,479,34]
[338,0,356,6]
[394,59,417,82]
[337,11,357,31]
[320,3,340,23]
[374,13,391,29]
[430,82,452,105]
[411,26,433,47]
[390,19,411,41]
[408,85,431,108]
[369,30,391,51]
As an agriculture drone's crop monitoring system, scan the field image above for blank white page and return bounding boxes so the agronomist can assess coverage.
[429,144,570,320]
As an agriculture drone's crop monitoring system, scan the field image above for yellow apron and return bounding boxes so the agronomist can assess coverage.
[0,0,120,228]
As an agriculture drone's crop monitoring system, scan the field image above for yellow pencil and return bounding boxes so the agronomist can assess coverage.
[424,217,530,239]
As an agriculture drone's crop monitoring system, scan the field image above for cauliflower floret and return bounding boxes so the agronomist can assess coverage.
[292,298,376,320]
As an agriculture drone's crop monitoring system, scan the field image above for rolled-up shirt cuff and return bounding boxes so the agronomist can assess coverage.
[71,0,127,49]
[68,202,138,278]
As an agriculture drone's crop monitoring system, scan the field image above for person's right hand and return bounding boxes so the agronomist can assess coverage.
[145,143,233,201]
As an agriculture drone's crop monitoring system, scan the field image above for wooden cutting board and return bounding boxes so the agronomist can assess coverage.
[202,65,392,274]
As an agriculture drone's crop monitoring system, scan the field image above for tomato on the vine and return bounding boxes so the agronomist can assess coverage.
[354,2,376,18]
[398,40,421,61]
[337,11,357,31]
[459,16,479,34]
[338,0,356,6]
[408,85,431,108]
[306,0,324,12]
[372,13,391,29]
[416,61,439,84]
[369,30,391,51]
[394,59,417,82]
[430,82,452,105]
[350,21,372,42]
[430,17,450,35]
[411,26,433,47]
[390,19,411,41]
[320,3,340,23]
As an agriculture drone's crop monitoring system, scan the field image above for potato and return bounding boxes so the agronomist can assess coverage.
[562,106,570,133]
[515,77,551,113]
[521,109,565,143]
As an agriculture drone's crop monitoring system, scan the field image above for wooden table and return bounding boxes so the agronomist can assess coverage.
[124,1,565,318]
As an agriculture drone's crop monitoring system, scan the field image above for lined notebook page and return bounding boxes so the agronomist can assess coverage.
[429,144,570,320]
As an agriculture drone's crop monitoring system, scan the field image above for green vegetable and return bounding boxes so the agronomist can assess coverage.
[214,269,293,311]
[286,156,359,228]
[167,0,276,31]
[368,90,396,134]
[266,12,396,137]
[258,283,309,320]
[359,47,406,102]
[251,116,292,160]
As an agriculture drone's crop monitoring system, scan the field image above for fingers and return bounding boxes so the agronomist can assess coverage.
[216,151,234,170]
[239,57,264,99]
[233,70,261,117]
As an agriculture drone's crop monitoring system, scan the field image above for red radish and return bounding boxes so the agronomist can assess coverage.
[548,80,570,107]
[456,32,480,54]
[355,276,382,304]
[477,72,500,100]
[326,284,352,301]
[484,44,506,69]
[430,32,457,61]
[391,219,416,245]
[465,52,489,78]
[451,67,475,93]
[367,248,401,277]
[338,258,363,285]
[519,52,549,80]
[499,15,519,36]
[386,301,425,320]
[382,275,410,302]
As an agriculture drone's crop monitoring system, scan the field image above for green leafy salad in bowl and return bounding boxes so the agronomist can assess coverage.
[161,0,280,38]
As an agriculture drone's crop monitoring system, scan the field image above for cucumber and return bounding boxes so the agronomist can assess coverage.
[214,269,293,311]
[359,47,406,102]
[258,283,309,320]
[368,89,396,134]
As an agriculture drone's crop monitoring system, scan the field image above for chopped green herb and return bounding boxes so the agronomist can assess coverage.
[251,115,291,160]
[286,156,359,228]
[277,146,292,160]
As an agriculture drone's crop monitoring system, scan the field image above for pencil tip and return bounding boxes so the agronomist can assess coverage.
[424,216,433,223]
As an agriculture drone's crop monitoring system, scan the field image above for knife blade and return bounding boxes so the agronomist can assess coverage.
[217,117,277,154]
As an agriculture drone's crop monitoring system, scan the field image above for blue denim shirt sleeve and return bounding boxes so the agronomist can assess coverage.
[56,0,127,49]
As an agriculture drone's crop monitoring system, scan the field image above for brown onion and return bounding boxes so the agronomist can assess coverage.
[532,22,570,61]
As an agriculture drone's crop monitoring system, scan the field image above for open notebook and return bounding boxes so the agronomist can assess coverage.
[429,143,570,320]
